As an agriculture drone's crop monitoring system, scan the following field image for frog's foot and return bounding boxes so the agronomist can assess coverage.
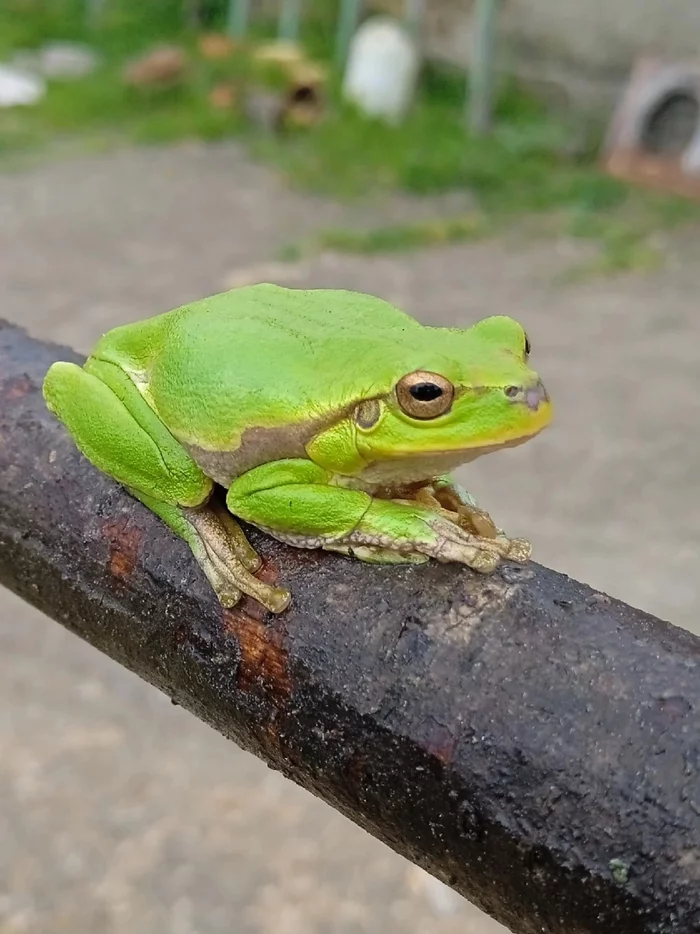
[413,486,500,539]
[403,479,532,565]
[182,503,291,613]
[388,502,531,571]
[133,491,290,613]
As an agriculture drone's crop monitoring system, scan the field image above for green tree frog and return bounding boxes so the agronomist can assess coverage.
[43,284,552,613]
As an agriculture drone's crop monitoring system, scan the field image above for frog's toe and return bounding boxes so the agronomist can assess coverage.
[208,551,290,613]
[467,549,502,573]
[216,583,243,609]
[504,537,532,563]
[184,505,291,613]
[454,504,499,540]
[257,585,292,614]
[427,516,499,565]
[423,514,532,573]
[412,486,499,540]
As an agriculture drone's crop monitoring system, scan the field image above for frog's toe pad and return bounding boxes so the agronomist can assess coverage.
[505,537,532,563]
[468,550,501,573]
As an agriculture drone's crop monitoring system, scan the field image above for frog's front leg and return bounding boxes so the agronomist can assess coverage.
[43,359,290,613]
[227,460,527,572]
[417,475,532,563]
[432,475,490,527]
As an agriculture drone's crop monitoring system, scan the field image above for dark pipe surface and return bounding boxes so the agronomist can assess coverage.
[1,319,699,933]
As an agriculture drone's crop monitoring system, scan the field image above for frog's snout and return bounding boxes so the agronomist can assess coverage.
[504,379,549,412]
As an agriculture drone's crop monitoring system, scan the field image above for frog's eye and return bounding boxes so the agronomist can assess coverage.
[524,332,531,358]
[396,371,454,420]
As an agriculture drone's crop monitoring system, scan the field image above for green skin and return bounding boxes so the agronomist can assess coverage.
[43,284,553,613]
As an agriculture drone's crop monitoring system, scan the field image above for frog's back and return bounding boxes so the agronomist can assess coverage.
[94,284,440,450]
[167,283,417,349]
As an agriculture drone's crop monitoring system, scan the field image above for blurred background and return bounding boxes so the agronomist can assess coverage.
[2,1,700,932]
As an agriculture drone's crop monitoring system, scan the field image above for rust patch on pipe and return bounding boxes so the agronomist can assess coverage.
[101,517,143,581]
[421,717,457,766]
[223,610,292,700]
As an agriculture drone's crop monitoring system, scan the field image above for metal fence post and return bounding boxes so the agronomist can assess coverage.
[278,0,303,41]
[467,0,500,134]
[227,0,252,36]
[335,0,363,67]
[85,0,106,29]
[403,0,424,36]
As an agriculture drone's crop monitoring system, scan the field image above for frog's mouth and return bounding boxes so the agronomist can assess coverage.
[449,425,547,460]
[381,390,552,458]
[354,380,552,483]
[357,423,550,486]
[422,424,548,462]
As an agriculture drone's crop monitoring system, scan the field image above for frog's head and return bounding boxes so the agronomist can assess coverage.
[353,315,552,476]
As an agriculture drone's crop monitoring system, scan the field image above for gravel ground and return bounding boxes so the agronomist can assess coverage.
[2,140,700,934]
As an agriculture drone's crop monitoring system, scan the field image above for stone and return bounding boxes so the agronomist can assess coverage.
[209,83,238,110]
[39,42,99,80]
[198,33,240,60]
[0,65,45,107]
[342,15,421,124]
[123,45,188,89]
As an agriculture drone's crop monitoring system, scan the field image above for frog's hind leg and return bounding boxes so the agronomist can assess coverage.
[43,359,290,613]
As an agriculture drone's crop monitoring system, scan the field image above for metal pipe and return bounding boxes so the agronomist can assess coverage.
[468,0,500,134]
[1,319,699,934]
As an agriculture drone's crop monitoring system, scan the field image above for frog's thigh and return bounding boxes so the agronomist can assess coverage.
[44,361,288,611]
[44,359,210,506]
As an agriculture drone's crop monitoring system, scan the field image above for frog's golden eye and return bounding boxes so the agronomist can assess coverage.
[524,333,531,358]
[396,371,454,420]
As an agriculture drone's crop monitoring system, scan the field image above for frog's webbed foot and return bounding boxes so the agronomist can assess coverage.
[392,481,532,570]
[389,494,531,572]
[182,500,291,613]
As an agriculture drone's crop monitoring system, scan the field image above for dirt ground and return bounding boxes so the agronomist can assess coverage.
[2,141,700,934]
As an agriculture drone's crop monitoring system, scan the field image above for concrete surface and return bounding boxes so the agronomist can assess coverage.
[1,140,700,934]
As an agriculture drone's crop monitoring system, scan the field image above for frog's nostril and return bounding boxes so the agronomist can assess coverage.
[505,380,549,410]
[525,381,548,411]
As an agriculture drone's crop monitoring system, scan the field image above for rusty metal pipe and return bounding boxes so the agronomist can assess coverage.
[1,319,699,933]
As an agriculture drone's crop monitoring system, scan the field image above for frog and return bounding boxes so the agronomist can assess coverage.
[42,284,552,614]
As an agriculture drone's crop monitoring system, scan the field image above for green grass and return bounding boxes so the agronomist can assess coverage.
[279,213,493,259]
[0,0,250,156]
[1,0,700,277]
